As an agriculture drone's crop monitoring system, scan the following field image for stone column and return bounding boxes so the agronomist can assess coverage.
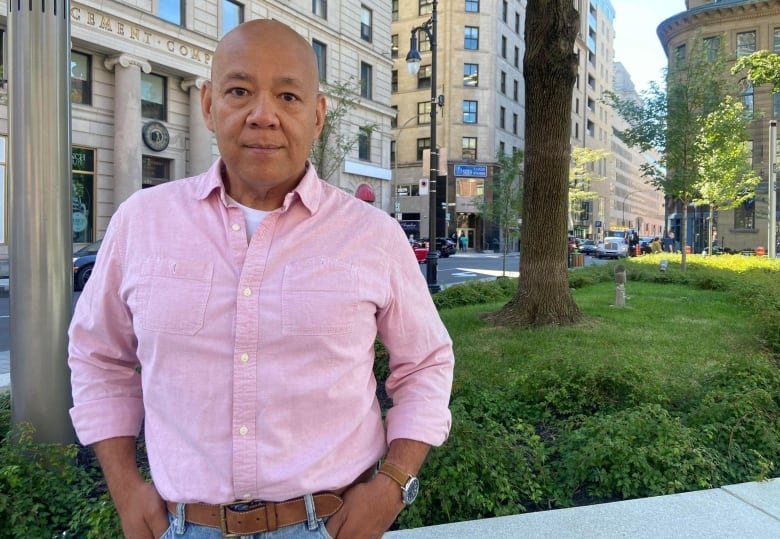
[104,54,151,209]
[182,77,214,176]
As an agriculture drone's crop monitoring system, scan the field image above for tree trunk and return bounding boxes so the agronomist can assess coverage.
[486,0,582,326]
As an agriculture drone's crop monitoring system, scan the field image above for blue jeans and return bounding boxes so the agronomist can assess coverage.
[160,494,333,539]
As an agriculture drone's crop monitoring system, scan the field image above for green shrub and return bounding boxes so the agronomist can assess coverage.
[555,404,722,500]
[397,385,551,528]
[433,278,516,310]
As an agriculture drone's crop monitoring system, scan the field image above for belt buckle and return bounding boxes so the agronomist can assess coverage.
[218,502,242,538]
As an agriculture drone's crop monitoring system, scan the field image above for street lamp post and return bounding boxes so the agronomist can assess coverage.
[406,0,442,293]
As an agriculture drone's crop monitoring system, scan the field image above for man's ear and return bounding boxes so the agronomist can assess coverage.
[313,93,327,138]
[201,81,215,132]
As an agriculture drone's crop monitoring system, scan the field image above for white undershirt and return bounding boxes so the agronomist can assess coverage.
[226,195,271,241]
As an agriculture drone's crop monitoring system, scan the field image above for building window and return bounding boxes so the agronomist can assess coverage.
[141,73,166,121]
[674,43,686,67]
[462,137,477,160]
[736,31,756,57]
[417,65,431,89]
[512,113,518,135]
[463,100,478,123]
[391,105,398,128]
[501,36,507,59]
[587,74,596,90]
[419,0,433,16]
[142,156,172,188]
[72,146,96,243]
[360,6,373,42]
[312,0,327,19]
[222,0,243,35]
[391,34,399,58]
[360,62,372,99]
[704,36,720,62]
[586,119,595,137]
[500,71,506,93]
[499,141,505,155]
[390,140,396,164]
[418,32,431,53]
[418,101,431,124]
[514,46,519,68]
[502,0,508,21]
[391,70,398,93]
[416,137,430,160]
[464,63,479,86]
[71,51,92,106]
[358,127,371,161]
[499,107,506,129]
[742,83,754,114]
[465,0,479,13]
[774,93,780,118]
[158,0,184,26]
[464,26,479,50]
[515,12,520,33]
[774,27,780,53]
[513,80,518,101]
[392,0,398,21]
[734,198,755,229]
[312,40,327,81]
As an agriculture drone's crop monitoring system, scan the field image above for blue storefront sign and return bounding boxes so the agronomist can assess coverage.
[454,164,488,178]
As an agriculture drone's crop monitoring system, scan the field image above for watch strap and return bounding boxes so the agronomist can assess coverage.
[378,461,411,487]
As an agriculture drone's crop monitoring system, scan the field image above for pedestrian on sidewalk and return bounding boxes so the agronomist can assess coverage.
[459,232,468,252]
[68,20,454,539]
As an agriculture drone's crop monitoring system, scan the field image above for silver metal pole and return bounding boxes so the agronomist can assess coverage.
[769,120,777,259]
[9,0,74,442]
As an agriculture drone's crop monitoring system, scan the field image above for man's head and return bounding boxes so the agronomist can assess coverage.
[201,20,326,208]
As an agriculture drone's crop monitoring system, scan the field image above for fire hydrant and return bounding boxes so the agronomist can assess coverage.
[614,265,626,307]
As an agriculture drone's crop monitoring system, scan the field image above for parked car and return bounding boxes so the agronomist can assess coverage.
[73,239,102,290]
[410,240,428,263]
[638,237,654,255]
[419,237,456,258]
[578,239,600,256]
[597,236,629,259]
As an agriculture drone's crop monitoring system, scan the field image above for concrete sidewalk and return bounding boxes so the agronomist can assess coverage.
[386,478,780,538]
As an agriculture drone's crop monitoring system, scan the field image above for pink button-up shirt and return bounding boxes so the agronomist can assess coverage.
[69,160,454,504]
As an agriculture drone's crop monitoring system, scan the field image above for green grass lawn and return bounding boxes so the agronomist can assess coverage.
[398,255,780,529]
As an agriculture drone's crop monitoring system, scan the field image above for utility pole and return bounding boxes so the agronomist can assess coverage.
[9,0,74,442]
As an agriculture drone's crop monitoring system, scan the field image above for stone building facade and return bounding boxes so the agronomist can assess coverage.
[0,0,395,261]
[659,0,780,253]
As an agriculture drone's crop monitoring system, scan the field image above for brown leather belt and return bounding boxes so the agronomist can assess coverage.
[166,466,375,536]
[166,493,342,537]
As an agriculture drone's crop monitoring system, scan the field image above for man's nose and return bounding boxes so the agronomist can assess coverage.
[246,94,279,127]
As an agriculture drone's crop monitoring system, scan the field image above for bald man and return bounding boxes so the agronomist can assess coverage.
[69,20,454,539]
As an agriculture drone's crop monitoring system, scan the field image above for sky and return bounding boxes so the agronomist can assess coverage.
[611,0,688,93]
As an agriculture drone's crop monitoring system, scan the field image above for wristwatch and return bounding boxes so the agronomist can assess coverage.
[378,462,420,505]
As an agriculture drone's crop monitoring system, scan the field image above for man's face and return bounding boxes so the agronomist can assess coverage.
[201,21,326,201]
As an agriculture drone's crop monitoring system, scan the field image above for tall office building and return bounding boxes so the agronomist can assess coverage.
[0,0,395,262]
[391,0,527,251]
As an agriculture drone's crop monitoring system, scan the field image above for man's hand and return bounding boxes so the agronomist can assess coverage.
[325,474,405,539]
[93,437,169,539]
[113,480,169,539]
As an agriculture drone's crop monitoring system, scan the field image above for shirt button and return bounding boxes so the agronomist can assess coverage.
[243,288,252,297]
[232,223,241,231]
[240,353,249,363]
[239,426,248,436]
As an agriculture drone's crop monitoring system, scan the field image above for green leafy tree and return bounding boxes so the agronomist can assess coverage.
[309,79,377,182]
[485,0,582,326]
[605,36,734,270]
[732,50,780,94]
[569,147,610,230]
[694,96,761,255]
[476,149,524,277]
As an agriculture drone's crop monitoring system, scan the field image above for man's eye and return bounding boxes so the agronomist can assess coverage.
[229,88,249,97]
[281,93,299,102]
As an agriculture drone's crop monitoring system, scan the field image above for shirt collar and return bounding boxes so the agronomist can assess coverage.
[192,159,322,215]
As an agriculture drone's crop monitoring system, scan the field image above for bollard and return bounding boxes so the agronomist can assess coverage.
[660,259,668,272]
[614,264,626,307]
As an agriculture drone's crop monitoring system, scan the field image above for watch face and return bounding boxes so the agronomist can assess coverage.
[403,477,420,505]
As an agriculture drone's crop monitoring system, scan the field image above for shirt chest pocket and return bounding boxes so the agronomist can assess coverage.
[282,257,358,335]
[138,258,214,335]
